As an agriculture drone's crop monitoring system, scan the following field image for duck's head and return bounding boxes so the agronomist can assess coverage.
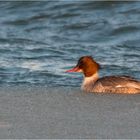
[66,56,100,77]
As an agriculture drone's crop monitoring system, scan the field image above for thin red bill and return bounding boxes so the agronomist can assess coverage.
[65,67,80,72]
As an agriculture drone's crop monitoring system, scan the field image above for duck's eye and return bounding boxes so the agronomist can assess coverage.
[78,61,84,68]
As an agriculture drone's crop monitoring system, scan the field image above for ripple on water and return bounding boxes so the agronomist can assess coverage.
[0,1,140,86]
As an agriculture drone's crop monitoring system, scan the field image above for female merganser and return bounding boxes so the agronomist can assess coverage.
[66,56,140,94]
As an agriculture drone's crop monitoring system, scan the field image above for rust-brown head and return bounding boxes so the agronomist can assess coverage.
[66,56,100,77]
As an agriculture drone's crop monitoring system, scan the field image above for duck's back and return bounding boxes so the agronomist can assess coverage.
[93,76,140,94]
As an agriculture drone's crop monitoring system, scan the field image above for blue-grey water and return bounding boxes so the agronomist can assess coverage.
[0,1,140,86]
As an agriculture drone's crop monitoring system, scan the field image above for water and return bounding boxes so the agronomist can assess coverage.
[0,1,140,86]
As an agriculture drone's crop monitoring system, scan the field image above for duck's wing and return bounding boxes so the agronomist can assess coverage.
[97,76,140,89]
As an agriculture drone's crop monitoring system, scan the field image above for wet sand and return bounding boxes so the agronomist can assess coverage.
[0,86,140,139]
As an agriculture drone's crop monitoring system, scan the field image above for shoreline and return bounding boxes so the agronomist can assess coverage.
[0,86,140,138]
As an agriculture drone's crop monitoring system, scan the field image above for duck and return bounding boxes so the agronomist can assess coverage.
[66,56,140,94]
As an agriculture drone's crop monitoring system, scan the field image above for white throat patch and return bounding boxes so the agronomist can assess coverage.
[81,72,99,91]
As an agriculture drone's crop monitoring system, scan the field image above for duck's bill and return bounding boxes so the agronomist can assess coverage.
[65,67,81,72]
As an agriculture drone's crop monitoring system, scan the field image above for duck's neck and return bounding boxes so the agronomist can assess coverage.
[81,72,99,92]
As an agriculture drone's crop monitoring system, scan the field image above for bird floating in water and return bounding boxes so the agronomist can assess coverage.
[66,56,140,94]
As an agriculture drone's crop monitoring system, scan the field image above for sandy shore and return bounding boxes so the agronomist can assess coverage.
[0,86,140,139]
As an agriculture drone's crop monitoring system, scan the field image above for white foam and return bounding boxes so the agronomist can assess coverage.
[21,61,44,71]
